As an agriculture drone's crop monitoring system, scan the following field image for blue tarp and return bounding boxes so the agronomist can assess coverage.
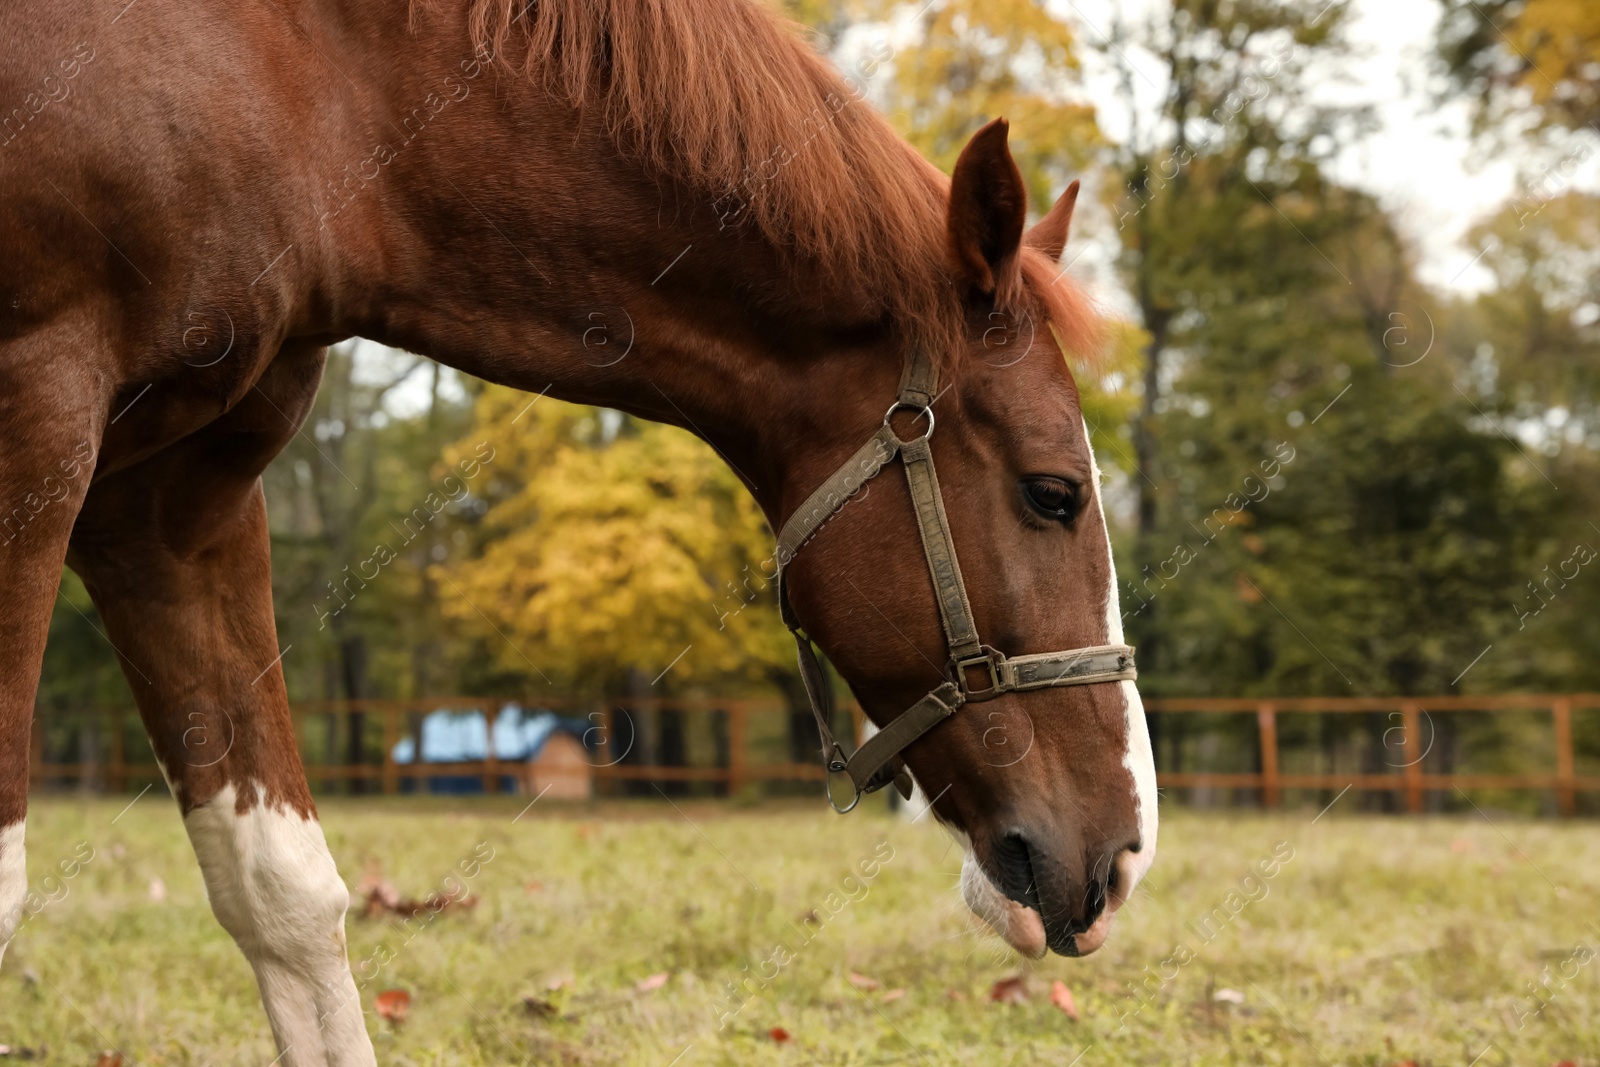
[390,705,593,793]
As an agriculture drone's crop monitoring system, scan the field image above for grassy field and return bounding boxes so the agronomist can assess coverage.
[3,794,1598,1066]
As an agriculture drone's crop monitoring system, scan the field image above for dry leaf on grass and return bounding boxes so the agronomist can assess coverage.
[635,973,669,993]
[989,975,1029,1004]
[1050,980,1079,1021]
[375,988,411,1025]
[362,885,478,920]
[847,972,881,991]
[881,989,906,1004]
[522,995,562,1019]
[768,1027,791,1043]
[94,1054,123,1067]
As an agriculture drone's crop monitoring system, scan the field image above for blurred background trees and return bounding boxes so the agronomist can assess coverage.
[35,0,1600,782]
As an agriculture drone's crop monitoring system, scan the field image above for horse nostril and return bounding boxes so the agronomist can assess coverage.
[993,831,1042,912]
[1083,873,1107,923]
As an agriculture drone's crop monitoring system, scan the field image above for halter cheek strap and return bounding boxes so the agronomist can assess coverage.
[774,350,1138,813]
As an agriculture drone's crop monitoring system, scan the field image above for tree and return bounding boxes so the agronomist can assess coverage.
[1436,0,1600,135]
[433,388,793,699]
[1447,192,1600,693]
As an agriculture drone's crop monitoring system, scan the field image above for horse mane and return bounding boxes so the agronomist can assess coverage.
[465,0,1101,369]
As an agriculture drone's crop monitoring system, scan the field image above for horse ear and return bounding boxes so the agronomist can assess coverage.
[1025,180,1079,263]
[947,117,1027,299]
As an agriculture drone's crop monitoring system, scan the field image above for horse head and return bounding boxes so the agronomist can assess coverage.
[776,119,1157,958]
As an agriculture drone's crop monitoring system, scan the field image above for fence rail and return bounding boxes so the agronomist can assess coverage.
[28,693,1600,815]
[1146,694,1600,816]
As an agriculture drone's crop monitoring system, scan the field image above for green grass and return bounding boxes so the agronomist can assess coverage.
[3,794,1599,1065]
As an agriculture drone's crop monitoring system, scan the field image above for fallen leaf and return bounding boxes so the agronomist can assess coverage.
[881,988,906,1003]
[1212,988,1246,1005]
[1050,980,1079,1021]
[769,1027,791,1043]
[990,975,1029,1004]
[847,972,881,991]
[94,1054,123,1067]
[363,887,478,919]
[635,972,670,993]
[375,988,411,1025]
[522,995,561,1018]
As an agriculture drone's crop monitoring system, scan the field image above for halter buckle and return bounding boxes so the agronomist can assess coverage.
[953,645,1006,702]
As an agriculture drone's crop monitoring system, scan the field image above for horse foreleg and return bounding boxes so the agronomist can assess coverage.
[0,339,104,968]
[71,459,374,1066]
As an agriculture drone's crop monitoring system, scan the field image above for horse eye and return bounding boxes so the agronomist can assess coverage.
[1022,477,1078,521]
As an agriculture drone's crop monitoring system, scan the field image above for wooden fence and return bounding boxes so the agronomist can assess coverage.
[27,696,857,798]
[27,693,1600,815]
[1149,694,1600,816]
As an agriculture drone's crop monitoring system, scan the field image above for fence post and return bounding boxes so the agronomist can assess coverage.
[599,703,615,797]
[483,702,500,795]
[1402,701,1425,814]
[728,703,748,796]
[109,707,127,794]
[1257,702,1280,809]
[381,704,398,796]
[1553,697,1576,818]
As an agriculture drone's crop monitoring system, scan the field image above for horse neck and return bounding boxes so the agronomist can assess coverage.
[322,29,914,519]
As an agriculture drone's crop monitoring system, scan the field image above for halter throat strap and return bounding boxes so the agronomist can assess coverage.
[774,351,1137,813]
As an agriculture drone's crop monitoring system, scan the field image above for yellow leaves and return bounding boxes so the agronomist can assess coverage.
[1079,320,1145,470]
[870,0,1099,208]
[1506,0,1600,109]
[436,387,790,694]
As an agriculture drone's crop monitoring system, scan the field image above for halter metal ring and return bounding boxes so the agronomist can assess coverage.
[883,400,934,444]
[825,764,862,813]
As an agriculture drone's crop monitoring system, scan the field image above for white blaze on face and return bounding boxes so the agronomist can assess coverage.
[1086,421,1159,896]
[185,783,374,1066]
[0,822,25,966]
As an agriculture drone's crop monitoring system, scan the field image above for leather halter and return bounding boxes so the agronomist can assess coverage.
[774,349,1139,813]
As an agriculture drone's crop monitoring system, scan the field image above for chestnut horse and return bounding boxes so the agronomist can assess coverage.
[0,0,1156,1060]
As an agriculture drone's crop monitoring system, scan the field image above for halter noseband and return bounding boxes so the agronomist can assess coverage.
[774,349,1138,813]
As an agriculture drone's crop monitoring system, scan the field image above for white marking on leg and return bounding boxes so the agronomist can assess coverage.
[0,822,25,967]
[185,784,374,1066]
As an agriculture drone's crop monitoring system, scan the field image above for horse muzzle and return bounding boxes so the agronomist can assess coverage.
[963,827,1147,957]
